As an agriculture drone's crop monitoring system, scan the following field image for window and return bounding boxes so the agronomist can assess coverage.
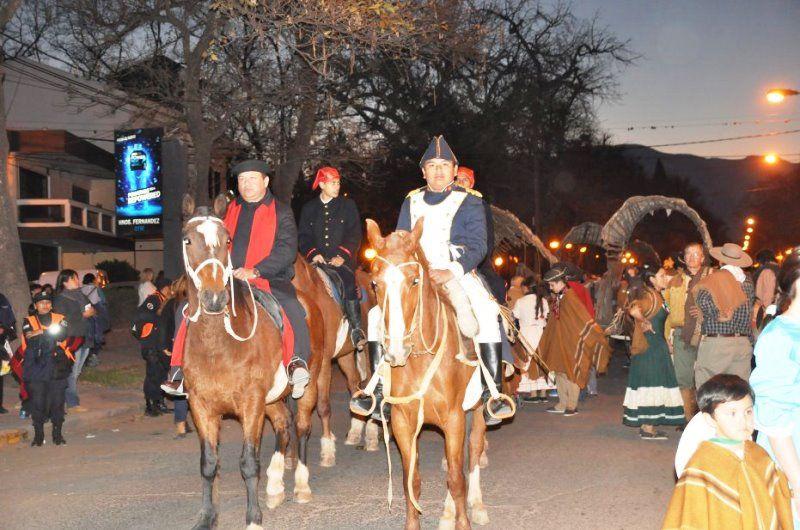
[72,185,90,204]
[18,167,47,199]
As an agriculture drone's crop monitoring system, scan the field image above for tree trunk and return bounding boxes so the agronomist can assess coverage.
[273,63,319,202]
[0,70,33,330]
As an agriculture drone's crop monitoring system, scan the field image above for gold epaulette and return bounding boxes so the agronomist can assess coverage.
[405,186,426,198]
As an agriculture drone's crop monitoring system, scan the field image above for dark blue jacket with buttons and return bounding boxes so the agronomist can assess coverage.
[396,185,487,276]
[298,196,362,269]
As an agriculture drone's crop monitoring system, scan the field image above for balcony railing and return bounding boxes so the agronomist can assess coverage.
[17,199,116,236]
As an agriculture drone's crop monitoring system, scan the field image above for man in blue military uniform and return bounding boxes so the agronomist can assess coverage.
[351,135,513,426]
[298,166,365,350]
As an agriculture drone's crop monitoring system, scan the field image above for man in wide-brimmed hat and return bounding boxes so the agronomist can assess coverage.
[692,243,755,388]
[536,263,610,416]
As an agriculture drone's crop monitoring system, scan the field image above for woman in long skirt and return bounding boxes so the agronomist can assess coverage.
[623,266,685,440]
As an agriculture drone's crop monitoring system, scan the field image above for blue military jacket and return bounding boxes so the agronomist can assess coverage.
[396,184,487,276]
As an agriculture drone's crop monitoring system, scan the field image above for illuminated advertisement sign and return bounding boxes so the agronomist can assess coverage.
[114,128,163,237]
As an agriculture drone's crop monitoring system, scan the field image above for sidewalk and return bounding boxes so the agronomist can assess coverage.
[0,328,146,447]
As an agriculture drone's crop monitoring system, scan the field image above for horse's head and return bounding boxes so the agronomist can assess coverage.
[181,194,232,315]
[365,218,427,367]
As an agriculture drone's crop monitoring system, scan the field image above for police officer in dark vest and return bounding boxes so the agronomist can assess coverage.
[22,291,73,447]
[298,167,365,349]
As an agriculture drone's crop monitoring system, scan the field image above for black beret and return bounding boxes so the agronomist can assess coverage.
[33,291,52,303]
[231,159,270,178]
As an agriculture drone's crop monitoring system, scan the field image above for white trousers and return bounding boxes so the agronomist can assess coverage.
[367,271,501,343]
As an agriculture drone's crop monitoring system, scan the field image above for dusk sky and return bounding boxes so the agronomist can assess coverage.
[574,0,800,162]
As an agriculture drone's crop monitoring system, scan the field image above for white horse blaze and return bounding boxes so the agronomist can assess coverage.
[384,265,407,358]
[196,218,222,279]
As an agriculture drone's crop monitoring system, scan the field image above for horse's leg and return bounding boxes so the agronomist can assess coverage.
[191,403,220,530]
[392,407,422,530]
[440,412,469,530]
[240,399,266,529]
[265,402,291,510]
[294,386,315,503]
[316,356,336,467]
[364,418,380,452]
[339,352,366,446]
[468,408,489,526]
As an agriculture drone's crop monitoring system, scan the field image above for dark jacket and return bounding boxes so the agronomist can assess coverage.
[0,293,17,345]
[298,196,362,268]
[22,312,72,382]
[397,184,487,275]
[138,292,166,351]
[53,288,91,342]
[229,192,297,284]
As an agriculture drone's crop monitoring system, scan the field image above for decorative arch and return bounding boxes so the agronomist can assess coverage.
[563,222,603,248]
[601,195,713,260]
[490,205,558,264]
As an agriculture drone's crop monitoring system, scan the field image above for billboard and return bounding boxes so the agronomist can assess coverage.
[114,128,163,237]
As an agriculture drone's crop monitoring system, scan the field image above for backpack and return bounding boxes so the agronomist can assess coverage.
[130,293,164,344]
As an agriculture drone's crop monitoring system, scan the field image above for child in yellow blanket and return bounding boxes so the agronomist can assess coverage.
[663,374,794,529]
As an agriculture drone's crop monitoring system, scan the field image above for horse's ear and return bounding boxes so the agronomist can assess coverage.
[365,219,385,250]
[182,194,195,220]
[411,217,424,243]
[213,193,229,218]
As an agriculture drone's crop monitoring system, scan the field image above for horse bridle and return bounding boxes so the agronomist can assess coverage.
[372,254,443,356]
[182,216,259,342]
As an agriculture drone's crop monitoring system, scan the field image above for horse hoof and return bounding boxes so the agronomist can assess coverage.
[437,518,456,530]
[266,492,285,510]
[319,454,336,467]
[245,524,264,530]
[191,513,217,530]
[344,431,362,446]
[294,488,312,504]
[471,506,490,526]
[479,452,489,469]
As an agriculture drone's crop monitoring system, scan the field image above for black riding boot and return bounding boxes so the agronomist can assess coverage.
[344,300,367,351]
[480,343,512,427]
[52,423,66,445]
[350,341,390,421]
[145,399,160,417]
[31,423,44,447]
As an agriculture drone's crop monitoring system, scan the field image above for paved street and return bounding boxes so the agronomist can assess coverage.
[1,352,679,530]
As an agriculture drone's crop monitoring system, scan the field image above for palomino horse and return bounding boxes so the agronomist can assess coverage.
[181,196,319,530]
[292,259,379,467]
[365,219,492,530]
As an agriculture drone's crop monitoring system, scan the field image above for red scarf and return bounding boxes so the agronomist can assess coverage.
[224,198,277,292]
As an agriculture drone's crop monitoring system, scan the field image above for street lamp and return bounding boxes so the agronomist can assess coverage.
[766,88,799,104]
[747,227,754,234]
[579,246,588,254]
[565,243,574,250]
[746,217,756,226]
[494,256,504,267]
[549,240,561,250]
[764,153,779,165]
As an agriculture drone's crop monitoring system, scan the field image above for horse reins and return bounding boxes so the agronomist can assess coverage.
[182,216,259,342]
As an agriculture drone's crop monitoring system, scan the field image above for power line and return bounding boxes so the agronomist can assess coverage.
[639,129,800,148]
[607,117,799,132]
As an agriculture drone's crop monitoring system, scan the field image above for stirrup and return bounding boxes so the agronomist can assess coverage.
[349,389,377,416]
[485,394,516,421]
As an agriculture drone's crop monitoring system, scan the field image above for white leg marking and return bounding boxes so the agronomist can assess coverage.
[320,434,337,467]
[265,452,285,509]
[468,465,489,525]
[438,490,456,530]
[293,461,312,503]
[345,417,366,445]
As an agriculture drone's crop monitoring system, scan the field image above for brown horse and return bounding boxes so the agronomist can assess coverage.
[292,258,379,467]
[180,196,319,530]
[365,219,491,530]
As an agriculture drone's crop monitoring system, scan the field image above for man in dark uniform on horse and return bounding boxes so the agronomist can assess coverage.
[298,166,366,350]
[351,136,514,426]
[163,160,310,399]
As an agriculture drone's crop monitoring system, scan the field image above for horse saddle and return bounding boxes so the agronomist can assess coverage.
[252,288,284,332]
[313,264,345,309]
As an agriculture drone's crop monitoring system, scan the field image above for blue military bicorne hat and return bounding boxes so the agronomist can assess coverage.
[419,135,458,167]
